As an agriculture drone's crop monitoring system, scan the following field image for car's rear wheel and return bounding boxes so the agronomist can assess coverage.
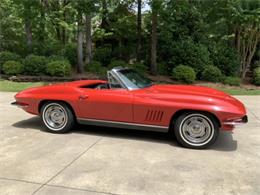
[173,112,219,149]
[41,102,75,133]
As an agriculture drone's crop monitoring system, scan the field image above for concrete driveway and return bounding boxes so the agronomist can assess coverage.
[0,92,260,195]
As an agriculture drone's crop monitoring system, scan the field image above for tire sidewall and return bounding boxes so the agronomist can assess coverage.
[41,102,74,133]
[174,112,219,149]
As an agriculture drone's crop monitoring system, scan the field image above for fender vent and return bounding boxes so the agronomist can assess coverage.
[145,110,164,122]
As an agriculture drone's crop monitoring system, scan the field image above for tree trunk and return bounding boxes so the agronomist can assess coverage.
[25,20,32,53]
[101,0,109,29]
[118,38,123,59]
[85,14,92,65]
[39,0,47,42]
[136,0,142,62]
[61,11,66,45]
[240,29,259,80]
[61,0,68,45]
[77,13,84,74]
[151,9,157,75]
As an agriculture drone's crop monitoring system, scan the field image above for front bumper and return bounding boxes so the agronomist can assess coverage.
[223,115,248,125]
[11,101,29,108]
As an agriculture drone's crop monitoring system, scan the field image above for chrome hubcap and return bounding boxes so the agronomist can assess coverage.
[180,114,214,146]
[43,104,67,130]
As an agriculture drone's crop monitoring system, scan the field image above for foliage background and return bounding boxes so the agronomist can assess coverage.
[0,0,259,84]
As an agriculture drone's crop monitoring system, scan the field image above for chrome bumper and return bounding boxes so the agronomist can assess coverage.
[223,115,248,125]
[11,101,29,108]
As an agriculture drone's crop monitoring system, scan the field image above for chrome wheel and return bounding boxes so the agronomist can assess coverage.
[179,114,214,147]
[42,103,68,131]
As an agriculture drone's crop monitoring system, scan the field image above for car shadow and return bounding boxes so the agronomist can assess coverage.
[211,131,237,151]
[12,116,237,152]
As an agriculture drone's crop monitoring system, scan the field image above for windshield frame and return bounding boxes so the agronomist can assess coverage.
[108,67,153,90]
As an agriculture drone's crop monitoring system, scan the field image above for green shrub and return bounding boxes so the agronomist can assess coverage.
[157,62,170,75]
[108,60,127,69]
[46,60,71,77]
[172,65,196,84]
[223,77,241,86]
[201,66,222,82]
[85,61,108,76]
[32,41,63,56]
[209,43,240,76]
[0,51,21,72]
[23,55,48,75]
[48,55,67,62]
[253,67,260,86]
[2,60,24,75]
[129,62,148,73]
[93,46,112,65]
[170,39,212,73]
[62,43,77,66]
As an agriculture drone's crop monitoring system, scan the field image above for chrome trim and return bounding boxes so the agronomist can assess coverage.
[11,102,29,108]
[77,118,168,132]
[222,121,246,125]
[223,115,248,126]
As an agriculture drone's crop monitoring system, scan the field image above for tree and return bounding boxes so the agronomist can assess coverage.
[150,0,162,75]
[85,14,92,64]
[77,10,84,73]
[205,0,260,79]
[136,0,142,61]
[84,1,99,65]
[13,0,39,53]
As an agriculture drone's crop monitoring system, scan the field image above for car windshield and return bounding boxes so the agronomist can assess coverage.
[116,69,153,89]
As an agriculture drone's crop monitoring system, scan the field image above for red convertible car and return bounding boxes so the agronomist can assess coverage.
[12,67,247,149]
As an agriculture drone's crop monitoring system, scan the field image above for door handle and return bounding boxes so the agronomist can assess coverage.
[79,95,88,100]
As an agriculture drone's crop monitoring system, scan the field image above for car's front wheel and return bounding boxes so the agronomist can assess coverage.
[174,112,219,149]
[41,102,75,133]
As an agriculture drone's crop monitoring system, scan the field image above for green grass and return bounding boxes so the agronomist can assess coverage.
[217,88,260,95]
[0,80,259,95]
[0,80,45,92]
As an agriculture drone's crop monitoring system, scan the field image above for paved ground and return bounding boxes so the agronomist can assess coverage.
[0,92,260,195]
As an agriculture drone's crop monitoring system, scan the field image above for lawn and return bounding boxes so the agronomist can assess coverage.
[0,80,46,92]
[0,80,259,95]
[216,88,260,95]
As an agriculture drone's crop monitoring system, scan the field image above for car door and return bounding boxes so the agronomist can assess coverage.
[78,88,133,122]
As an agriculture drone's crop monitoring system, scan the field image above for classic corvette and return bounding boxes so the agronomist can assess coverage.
[12,67,247,149]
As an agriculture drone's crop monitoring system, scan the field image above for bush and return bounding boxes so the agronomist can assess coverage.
[93,46,112,66]
[46,60,71,77]
[2,60,24,75]
[85,61,108,76]
[129,62,148,73]
[48,55,67,62]
[23,55,48,75]
[157,62,170,75]
[108,60,127,69]
[62,43,77,66]
[201,66,222,82]
[0,51,21,72]
[223,77,241,86]
[172,65,196,84]
[209,43,240,76]
[32,41,63,56]
[170,39,212,74]
[253,67,260,86]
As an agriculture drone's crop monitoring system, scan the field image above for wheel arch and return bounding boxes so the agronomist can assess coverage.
[169,109,221,130]
[38,100,76,119]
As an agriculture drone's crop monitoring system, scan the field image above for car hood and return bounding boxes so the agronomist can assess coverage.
[148,84,229,99]
[141,84,246,114]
